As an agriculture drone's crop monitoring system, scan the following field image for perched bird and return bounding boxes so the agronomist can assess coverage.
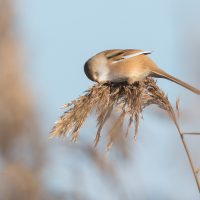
[84,49,200,95]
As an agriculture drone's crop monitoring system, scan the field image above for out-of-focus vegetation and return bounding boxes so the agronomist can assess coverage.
[0,1,49,199]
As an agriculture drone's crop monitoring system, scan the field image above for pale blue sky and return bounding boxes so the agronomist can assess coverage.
[17,0,200,199]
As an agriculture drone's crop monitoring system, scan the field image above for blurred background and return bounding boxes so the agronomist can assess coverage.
[0,0,200,199]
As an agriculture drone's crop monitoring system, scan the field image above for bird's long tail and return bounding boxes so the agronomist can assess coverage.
[151,68,200,95]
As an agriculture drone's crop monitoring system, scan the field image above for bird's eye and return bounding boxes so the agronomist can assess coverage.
[94,72,99,77]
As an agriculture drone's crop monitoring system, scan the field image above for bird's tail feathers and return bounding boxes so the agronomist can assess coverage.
[151,69,200,95]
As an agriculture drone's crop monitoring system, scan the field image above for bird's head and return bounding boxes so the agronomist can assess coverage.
[84,53,109,83]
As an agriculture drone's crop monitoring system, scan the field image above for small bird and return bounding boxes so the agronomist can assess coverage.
[84,49,200,95]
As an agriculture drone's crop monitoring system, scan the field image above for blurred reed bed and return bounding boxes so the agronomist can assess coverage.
[0,1,48,199]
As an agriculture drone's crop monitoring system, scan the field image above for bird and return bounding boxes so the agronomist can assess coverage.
[84,49,200,95]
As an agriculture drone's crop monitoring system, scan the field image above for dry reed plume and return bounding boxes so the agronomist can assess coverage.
[51,77,180,146]
[51,77,200,192]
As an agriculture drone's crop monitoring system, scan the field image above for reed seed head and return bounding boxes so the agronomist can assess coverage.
[50,77,180,147]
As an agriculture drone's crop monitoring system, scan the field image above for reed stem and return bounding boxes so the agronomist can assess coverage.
[179,133,200,192]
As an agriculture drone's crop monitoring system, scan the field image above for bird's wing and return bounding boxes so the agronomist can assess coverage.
[105,49,152,64]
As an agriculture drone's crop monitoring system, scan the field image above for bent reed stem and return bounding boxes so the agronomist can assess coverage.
[179,133,200,192]
[183,132,200,136]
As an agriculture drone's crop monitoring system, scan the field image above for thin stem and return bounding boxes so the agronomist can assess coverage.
[183,132,200,136]
[179,133,200,192]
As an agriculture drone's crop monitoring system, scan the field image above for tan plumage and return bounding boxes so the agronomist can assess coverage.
[84,49,200,95]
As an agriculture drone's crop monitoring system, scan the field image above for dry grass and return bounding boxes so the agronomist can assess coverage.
[51,77,200,192]
[51,77,180,147]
